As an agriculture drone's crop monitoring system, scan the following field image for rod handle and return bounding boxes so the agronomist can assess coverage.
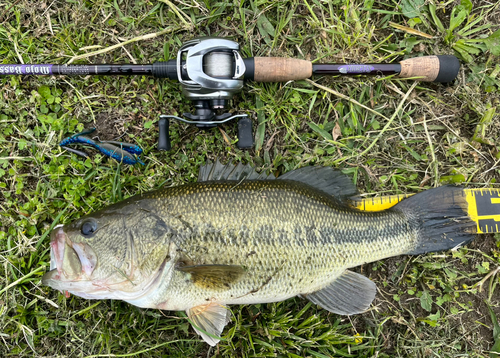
[250,57,312,82]
[398,55,460,83]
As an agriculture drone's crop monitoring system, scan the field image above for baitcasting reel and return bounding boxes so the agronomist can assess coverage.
[154,38,254,151]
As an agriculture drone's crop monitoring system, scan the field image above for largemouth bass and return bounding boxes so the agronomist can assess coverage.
[42,161,476,345]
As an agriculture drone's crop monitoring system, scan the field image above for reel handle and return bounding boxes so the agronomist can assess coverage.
[237,117,253,149]
[158,116,171,151]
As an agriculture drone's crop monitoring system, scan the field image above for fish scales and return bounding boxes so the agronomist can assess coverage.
[137,180,417,308]
[42,163,475,346]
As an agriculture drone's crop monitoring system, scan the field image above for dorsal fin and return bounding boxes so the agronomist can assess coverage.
[279,166,357,198]
[197,160,357,199]
[198,159,275,182]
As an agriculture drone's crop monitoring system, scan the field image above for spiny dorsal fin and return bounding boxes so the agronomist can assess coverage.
[303,270,376,315]
[187,303,231,346]
[177,264,245,290]
[198,159,275,182]
[198,161,357,199]
[279,166,357,198]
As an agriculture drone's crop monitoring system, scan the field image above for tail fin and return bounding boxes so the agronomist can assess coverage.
[395,186,477,255]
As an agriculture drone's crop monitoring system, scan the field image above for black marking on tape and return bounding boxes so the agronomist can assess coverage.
[478,218,500,233]
[475,190,500,217]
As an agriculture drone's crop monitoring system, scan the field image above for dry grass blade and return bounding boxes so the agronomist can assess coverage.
[422,116,439,187]
[305,78,390,122]
[68,26,191,64]
[356,81,418,158]
[157,0,192,26]
[0,267,44,295]
[389,22,434,39]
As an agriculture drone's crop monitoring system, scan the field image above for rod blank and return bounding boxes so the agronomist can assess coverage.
[0,64,154,76]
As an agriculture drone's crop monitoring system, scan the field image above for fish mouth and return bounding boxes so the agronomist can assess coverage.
[42,224,172,302]
[51,225,67,275]
[42,225,88,286]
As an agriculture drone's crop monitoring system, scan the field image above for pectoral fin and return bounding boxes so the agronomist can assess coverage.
[304,270,377,315]
[177,264,245,290]
[187,303,231,346]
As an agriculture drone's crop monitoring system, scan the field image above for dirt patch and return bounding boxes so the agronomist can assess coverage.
[82,111,139,142]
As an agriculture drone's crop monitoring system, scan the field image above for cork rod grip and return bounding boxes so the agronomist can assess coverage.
[397,55,460,83]
[253,57,313,82]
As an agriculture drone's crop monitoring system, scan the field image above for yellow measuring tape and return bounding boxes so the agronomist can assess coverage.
[350,188,500,234]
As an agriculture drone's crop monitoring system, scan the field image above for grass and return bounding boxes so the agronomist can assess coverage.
[1,0,500,356]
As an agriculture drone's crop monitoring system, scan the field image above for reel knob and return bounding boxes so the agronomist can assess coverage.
[237,117,253,149]
[158,116,172,151]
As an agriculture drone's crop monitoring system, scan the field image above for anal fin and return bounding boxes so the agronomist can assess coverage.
[187,303,231,346]
[304,270,377,315]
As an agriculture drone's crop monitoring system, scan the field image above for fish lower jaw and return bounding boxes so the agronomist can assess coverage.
[67,280,161,301]
[43,271,164,302]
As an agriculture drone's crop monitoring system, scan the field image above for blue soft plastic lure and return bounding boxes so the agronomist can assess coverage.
[59,128,144,165]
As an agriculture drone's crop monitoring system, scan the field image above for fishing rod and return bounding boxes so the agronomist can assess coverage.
[1,38,460,151]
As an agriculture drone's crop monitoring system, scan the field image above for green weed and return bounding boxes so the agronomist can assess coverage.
[0,0,499,357]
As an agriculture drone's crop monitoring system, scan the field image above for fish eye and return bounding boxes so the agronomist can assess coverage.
[81,219,97,237]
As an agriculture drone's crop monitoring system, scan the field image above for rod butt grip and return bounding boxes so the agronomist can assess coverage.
[435,55,461,83]
[398,55,460,82]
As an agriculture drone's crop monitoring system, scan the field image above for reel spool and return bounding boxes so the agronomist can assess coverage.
[158,38,253,151]
[203,52,234,79]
